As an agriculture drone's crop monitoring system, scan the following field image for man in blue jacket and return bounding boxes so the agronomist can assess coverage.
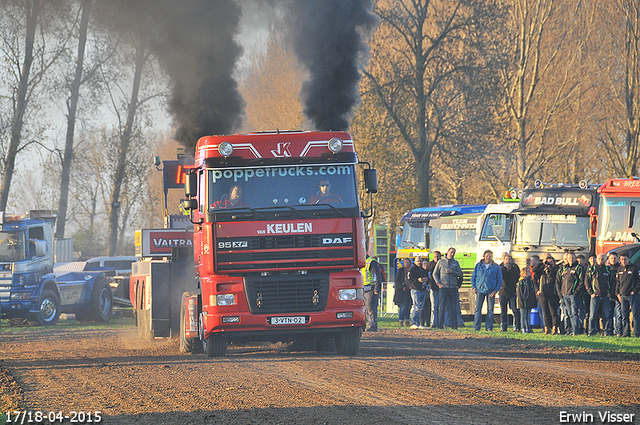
[471,250,503,331]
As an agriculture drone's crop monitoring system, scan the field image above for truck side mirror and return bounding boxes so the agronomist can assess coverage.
[33,240,47,257]
[185,172,197,198]
[363,168,378,194]
[183,199,198,211]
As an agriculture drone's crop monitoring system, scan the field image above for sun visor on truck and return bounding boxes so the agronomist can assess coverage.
[400,205,487,223]
[515,189,596,214]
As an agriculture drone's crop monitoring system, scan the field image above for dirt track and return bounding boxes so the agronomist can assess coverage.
[1,323,639,424]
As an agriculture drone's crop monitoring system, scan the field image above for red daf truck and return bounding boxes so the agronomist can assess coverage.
[134,131,377,357]
[596,178,640,254]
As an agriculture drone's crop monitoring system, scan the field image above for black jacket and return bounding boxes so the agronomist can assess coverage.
[499,263,520,298]
[586,264,614,298]
[556,261,585,296]
[533,261,558,298]
[407,264,428,291]
[516,276,537,309]
[615,263,640,296]
[393,267,410,305]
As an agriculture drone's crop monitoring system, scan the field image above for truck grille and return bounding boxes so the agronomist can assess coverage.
[216,233,355,272]
[0,277,12,302]
[244,273,329,314]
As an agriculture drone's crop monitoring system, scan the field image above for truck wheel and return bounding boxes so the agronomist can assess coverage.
[91,279,113,323]
[336,327,362,356]
[179,296,202,354]
[202,333,226,357]
[34,290,61,326]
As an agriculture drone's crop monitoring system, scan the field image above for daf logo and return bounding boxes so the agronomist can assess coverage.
[218,241,248,249]
[322,237,352,245]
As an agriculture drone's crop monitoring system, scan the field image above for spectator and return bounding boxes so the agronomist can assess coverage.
[533,253,560,335]
[421,256,434,327]
[471,250,503,331]
[362,255,382,332]
[607,253,622,336]
[516,267,537,333]
[577,254,590,332]
[428,251,442,328]
[585,253,613,336]
[615,253,640,337]
[433,247,463,330]
[499,254,521,332]
[556,252,586,335]
[407,256,428,329]
[393,258,413,327]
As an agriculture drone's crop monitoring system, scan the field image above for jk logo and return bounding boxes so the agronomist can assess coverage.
[271,142,292,158]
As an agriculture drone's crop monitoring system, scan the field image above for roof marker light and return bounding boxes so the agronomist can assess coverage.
[218,142,233,157]
[328,138,343,153]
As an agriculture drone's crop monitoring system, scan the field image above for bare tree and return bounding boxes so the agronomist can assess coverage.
[499,0,597,186]
[0,0,69,210]
[599,0,640,177]
[104,42,149,256]
[361,0,499,207]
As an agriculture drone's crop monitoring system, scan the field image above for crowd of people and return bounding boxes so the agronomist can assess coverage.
[389,248,640,337]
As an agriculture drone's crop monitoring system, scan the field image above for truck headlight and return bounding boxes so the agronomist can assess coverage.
[211,294,236,306]
[338,289,357,300]
[328,137,343,153]
[10,292,30,301]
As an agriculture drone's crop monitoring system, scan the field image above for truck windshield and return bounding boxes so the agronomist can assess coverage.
[429,217,478,252]
[398,217,478,252]
[207,164,357,211]
[514,214,590,247]
[399,222,428,249]
[598,197,640,242]
[480,213,513,242]
[0,231,25,262]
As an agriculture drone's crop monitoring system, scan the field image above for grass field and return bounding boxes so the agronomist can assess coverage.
[376,313,640,354]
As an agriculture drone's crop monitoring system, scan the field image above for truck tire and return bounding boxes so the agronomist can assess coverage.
[34,289,61,326]
[335,327,362,356]
[202,333,226,357]
[91,279,113,323]
[179,295,202,354]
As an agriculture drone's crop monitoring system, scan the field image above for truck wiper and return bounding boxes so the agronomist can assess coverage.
[310,203,345,217]
[228,207,267,220]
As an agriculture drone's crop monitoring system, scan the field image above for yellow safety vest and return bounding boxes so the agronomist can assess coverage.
[362,257,377,286]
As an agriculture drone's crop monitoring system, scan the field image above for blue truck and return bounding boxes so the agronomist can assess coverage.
[0,211,112,326]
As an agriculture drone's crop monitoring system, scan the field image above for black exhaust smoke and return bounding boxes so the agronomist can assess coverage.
[288,0,378,131]
[96,0,246,151]
[96,0,377,146]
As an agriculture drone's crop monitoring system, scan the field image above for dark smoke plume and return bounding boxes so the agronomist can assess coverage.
[97,0,377,147]
[96,0,246,150]
[288,0,378,131]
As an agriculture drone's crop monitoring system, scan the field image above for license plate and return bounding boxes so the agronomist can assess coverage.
[270,316,306,325]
